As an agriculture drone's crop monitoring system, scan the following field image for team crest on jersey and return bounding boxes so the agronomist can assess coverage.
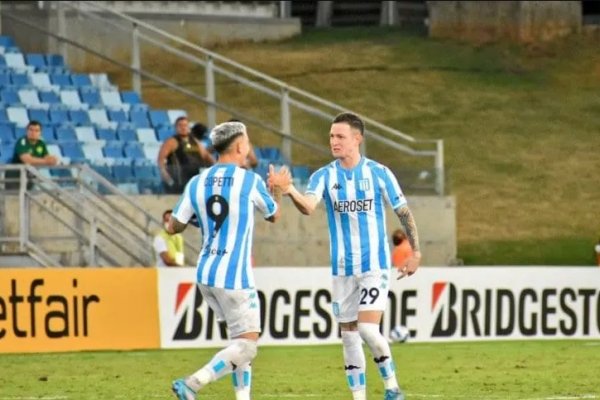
[358,179,370,191]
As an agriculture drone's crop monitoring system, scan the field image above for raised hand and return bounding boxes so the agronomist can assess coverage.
[268,164,292,194]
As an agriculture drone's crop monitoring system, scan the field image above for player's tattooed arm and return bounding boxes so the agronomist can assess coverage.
[395,205,420,253]
[168,216,188,234]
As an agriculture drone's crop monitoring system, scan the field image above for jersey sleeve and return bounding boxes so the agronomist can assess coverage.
[380,166,407,210]
[14,138,29,159]
[305,168,326,201]
[252,174,277,219]
[172,176,198,224]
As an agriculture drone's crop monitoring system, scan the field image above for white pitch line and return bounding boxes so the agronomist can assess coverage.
[0,397,69,400]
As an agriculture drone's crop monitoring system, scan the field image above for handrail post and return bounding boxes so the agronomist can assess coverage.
[435,139,445,195]
[205,55,216,128]
[131,22,142,94]
[19,167,28,252]
[280,87,292,163]
[89,218,97,266]
[56,1,67,63]
[279,1,291,18]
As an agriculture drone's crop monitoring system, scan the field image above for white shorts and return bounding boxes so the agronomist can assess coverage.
[198,284,261,338]
[332,270,390,323]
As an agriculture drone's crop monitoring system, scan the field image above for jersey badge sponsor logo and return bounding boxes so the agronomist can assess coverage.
[358,179,370,191]
[332,183,342,190]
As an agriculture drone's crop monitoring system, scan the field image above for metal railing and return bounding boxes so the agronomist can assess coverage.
[0,165,200,267]
[51,0,444,194]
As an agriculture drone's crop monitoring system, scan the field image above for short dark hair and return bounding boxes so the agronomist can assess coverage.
[27,120,42,129]
[162,209,173,220]
[332,112,364,135]
[175,116,188,125]
[392,229,406,246]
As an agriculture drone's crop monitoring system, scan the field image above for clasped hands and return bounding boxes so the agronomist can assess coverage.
[267,164,292,194]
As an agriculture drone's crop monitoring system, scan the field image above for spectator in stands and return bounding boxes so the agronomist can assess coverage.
[391,228,413,269]
[6,120,58,190]
[158,116,215,194]
[595,238,600,267]
[229,119,258,169]
[153,209,185,267]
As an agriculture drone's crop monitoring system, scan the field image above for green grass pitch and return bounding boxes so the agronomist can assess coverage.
[1,340,599,399]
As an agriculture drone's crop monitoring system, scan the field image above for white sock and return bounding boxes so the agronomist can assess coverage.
[232,362,252,400]
[190,339,257,391]
[342,330,367,399]
[358,322,399,390]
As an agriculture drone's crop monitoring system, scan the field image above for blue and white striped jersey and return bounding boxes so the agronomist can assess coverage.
[306,157,407,276]
[172,164,277,289]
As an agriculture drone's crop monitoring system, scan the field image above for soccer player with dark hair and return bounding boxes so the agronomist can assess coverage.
[270,112,421,400]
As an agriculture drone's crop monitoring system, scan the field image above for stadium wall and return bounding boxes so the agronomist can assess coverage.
[1,267,599,354]
[0,194,456,266]
[0,4,301,70]
[427,1,582,43]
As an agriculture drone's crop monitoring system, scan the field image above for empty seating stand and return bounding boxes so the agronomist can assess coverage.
[0,34,309,194]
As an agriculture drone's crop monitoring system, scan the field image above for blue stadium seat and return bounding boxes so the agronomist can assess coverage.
[69,109,91,125]
[121,91,141,105]
[28,109,50,125]
[82,142,104,160]
[91,164,113,181]
[42,125,57,143]
[259,146,284,162]
[14,126,26,139]
[60,142,85,160]
[0,36,16,48]
[0,144,15,163]
[96,128,117,141]
[112,162,134,183]
[74,126,96,142]
[129,110,151,128]
[116,127,137,142]
[1,88,20,105]
[71,73,92,87]
[108,110,129,123]
[7,107,29,127]
[0,109,9,124]
[79,88,101,106]
[148,110,170,128]
[292,165,311,182]
[0,73,10,86]
[18,89,43,109]
[103,141,124,158]
[45,54,65,67]
[88,109,113,128]
[136,127,157,143]
[4,53,27,70]
[50,74,72,87]
[156,126,172,141]
[123,142,145,159]
[55,126,77,141]
[0,123,15,141]
[49,109,69,125]
[26,53,47,68]
[10,73,30,86]
[39,90,61,104]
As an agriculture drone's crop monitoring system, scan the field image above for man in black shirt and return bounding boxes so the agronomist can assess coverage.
[157,116,215,194]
